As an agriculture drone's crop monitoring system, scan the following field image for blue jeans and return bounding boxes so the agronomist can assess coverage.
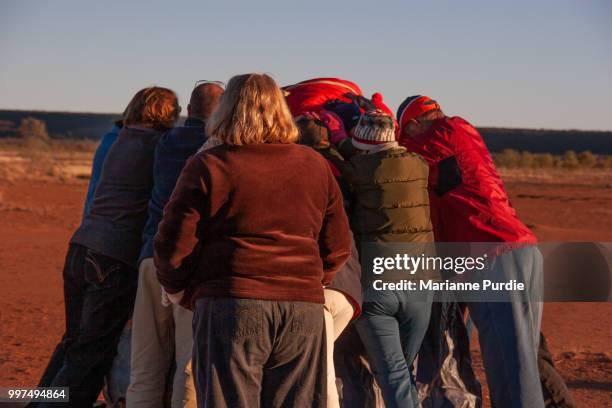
[354,288,432,408]
[467,246,543,408]
[103,323,132,406]
[31,244,137,408]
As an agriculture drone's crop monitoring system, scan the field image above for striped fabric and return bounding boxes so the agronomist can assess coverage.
[351,110,396,150]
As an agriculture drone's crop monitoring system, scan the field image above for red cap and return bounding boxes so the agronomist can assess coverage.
[397,95,441,132]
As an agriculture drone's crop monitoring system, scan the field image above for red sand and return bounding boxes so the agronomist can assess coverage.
[0,178,611,406]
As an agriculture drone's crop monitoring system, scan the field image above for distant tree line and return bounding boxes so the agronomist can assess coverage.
[492,149,612,169]
[0,110,119,140]
[3,117,612,169]
[0,117,96,153]
[480,127,612,155]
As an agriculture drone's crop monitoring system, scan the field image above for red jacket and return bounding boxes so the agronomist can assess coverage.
[400,116,536,246]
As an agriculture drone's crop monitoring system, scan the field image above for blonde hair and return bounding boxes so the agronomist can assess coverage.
[123,86,180,131]
[206,74,299,145]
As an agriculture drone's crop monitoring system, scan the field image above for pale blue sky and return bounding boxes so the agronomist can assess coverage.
[1,0,611,130]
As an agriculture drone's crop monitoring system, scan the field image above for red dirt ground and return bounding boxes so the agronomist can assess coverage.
[0,177,611,407]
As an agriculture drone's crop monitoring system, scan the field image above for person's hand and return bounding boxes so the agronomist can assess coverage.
[161,287,184,306]
[167,290,184,305]
[161,287,171,307]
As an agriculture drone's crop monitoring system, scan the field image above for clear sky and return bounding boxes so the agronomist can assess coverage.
[1,0,611,130]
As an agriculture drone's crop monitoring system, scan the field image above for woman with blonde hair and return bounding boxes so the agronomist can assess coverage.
[154,74,352,408]
[31,87,179,408]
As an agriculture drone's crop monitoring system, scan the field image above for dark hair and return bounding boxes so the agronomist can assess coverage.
[296,116,330,149]
[189,83,224,119]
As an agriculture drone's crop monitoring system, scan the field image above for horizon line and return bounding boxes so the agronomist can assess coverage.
[1,107,611,134]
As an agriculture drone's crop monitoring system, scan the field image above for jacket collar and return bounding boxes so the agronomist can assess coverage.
[184,117,206,127]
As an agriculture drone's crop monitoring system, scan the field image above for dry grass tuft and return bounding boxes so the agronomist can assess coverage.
[0,138,96,182]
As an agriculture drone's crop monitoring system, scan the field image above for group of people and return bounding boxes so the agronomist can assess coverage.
[28,75,572,408]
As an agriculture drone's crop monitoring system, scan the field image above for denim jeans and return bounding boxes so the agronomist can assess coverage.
[104,321,132,406]
[31,243,138,408]
[354,288,432,408]
[467,246,544,408]
[192,297,327,408]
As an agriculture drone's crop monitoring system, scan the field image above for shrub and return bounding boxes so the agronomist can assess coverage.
[17,117,50,140]
[491,149,611,169]
[562,150,579,169]
[494,149,522,167]
[578,150,598,168]
[536,153,555,168]
[520,151,536,168]
[597,156,612,169]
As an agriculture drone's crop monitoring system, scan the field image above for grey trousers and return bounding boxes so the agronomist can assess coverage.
[193,297,327,408]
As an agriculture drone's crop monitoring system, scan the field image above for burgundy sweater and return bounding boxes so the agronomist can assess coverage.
[154,143,351,306]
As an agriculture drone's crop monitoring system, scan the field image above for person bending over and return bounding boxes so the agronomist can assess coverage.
[127,82,223,408]
[154,73,351,408]
[398,95,543,408]
[325,109,436,408]
[296,116,363,408]
[31,87,180,408]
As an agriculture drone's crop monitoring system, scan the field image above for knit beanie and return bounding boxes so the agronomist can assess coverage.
[351,110,397,151]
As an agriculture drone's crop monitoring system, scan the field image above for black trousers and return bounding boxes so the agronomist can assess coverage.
[31,243,137,408]
[192,297,327,408]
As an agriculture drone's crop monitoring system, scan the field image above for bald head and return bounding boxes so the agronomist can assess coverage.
[187,83,224,120]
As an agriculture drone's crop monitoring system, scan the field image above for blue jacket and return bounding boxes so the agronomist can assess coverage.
[82,125,120,220]
[139,117,208,262]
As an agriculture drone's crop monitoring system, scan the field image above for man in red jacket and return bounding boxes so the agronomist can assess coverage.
[398,95,544,408]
